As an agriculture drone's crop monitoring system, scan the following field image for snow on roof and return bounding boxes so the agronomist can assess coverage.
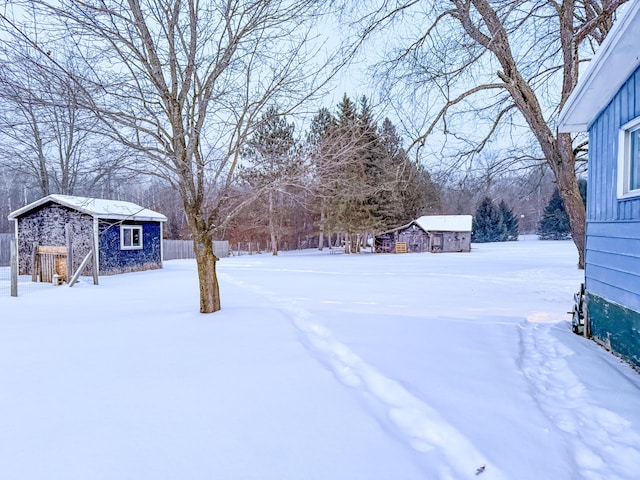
[558,2,640,132]
[8,194,167,222]
[415,215,473,232]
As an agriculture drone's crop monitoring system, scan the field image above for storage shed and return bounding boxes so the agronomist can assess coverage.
[8,194,167,279]
[558,2,640,367]
[375,215,472,253]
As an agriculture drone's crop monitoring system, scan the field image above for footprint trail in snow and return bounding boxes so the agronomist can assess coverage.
[519,320,640,480]
[221,273,506,480]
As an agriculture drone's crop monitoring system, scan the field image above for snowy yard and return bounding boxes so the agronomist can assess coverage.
[2,239,640,479]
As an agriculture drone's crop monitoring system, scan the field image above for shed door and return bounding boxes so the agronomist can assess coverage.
[432,234,443,252]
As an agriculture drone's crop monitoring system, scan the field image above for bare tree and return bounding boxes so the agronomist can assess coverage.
[351,0,628,268]
[0,46,122,197]
[1,0,341,312]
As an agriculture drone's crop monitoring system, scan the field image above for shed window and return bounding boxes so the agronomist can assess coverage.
[618,118,640,198]
[120,225,143,250]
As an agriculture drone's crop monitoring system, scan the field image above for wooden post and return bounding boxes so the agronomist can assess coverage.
[91,231,99,285]
[68,251,93,287]
[31,242,38,282]
[65,224,73,283]
[10,238,18,297]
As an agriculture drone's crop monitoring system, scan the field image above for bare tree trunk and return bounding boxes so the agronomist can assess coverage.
[268,191,278,256]
[556,133,586,268]
[193,234,221,314]
[188,201,220,313]
[344,233,352,254]
[318,205,325,251]
[186,202,221,313]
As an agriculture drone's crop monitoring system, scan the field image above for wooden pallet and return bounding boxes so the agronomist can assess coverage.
[395,242,408,254]
[32,245,68,283]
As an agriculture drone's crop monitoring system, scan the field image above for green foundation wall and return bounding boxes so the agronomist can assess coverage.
[587,292,640,368]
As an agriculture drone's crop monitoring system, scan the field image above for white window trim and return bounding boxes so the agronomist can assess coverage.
[617,116,640,199]
[120,225,143,250]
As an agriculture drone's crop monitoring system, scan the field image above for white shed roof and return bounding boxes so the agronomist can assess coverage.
[558,1,640,132]
[8,194,167,222]
[415,215,473,232]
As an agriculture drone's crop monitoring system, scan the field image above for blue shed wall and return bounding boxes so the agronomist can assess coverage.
[586,64,640,311]
[98,221,162,275]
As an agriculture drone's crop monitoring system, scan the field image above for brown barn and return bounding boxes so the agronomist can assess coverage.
[375,215,473,253]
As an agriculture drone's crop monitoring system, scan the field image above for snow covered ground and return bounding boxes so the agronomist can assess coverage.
[2,239,640,479]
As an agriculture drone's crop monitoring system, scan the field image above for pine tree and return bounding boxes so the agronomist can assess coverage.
[498,200,519,241]
[241,107,299,255]
[307,107,337,250]
[378,118,440,226]
[538,188,571,240]
[578,178,587,205]
[472,197,505,243]
[305,98,440,251]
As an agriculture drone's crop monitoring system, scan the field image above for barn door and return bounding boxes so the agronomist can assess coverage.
[431,234,444,252]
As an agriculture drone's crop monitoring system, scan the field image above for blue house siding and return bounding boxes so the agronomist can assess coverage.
[588,66,640,222]
[98,221,163,275]
[556,4,640,367]
[585,65,640,363]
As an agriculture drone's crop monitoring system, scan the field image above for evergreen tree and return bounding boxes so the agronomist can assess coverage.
[538,179,586,240]
[538,188,571,240]
[332,95,376,246]
[472,197,504,243]
[241,107,299,255]
[578,178,587,205]
[378,118,440,225]
[498,200,519,241]
[306,107,337,250]
[305,97,440,251]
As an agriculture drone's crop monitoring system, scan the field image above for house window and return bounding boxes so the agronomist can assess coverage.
[120,225,143,250]
[618,117,640,198]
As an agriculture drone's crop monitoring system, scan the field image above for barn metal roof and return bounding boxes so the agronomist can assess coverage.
[8,194,167,222]
[378,215,473,235]
[415,215,473,232]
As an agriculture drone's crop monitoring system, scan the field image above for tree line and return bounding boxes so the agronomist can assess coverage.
[1,1,628,313]
[234,96,440,255]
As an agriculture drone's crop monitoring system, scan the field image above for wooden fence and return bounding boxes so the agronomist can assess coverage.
[163,239,229,260]
[0,233,12,267]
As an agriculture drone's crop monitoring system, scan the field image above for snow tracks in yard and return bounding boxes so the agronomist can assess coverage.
[221,273,505,480]
[518,320,640,479]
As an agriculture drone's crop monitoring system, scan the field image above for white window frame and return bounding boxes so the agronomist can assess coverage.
[617,116,640,199]
[120,225,143,250]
